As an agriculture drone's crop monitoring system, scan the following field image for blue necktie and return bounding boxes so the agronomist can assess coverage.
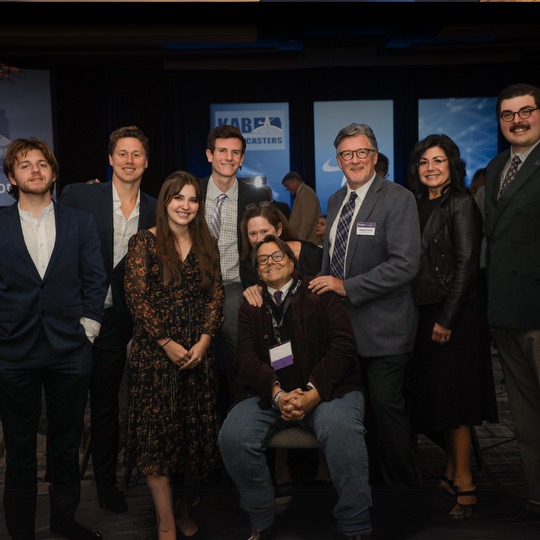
[330,191,358,280]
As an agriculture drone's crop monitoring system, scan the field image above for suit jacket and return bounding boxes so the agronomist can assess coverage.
[0,201,107,361]
[289,182,322,244]
[198,176,271,282]
[59,181,157,342]
[234,273,363,409]
[322,175,421,357]
[485,143,540,328]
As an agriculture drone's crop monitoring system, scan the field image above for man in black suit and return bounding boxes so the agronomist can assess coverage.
[485,83,540,520]
[199,125,271,415]
[60,126,157,513]
[0,138,107,539]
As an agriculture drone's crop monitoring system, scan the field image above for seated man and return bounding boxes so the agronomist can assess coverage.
[218,235,372,540]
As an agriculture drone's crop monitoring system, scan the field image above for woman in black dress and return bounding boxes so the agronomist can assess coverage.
[407,135,498,521]
[124,171,224,539]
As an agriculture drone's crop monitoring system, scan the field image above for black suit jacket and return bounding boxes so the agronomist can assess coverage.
[59,181,157,342]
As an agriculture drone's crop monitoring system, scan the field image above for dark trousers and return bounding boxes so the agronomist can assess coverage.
[0,332,92,538]
[361,352,420,488]
[90,308,128,492]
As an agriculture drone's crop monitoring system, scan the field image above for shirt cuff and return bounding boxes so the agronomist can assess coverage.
[81,317,101,344]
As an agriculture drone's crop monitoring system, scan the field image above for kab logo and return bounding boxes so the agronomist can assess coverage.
[215,110,286,151]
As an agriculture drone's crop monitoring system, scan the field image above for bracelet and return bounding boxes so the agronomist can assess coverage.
[160,338,172,348]
[271,389,285,411]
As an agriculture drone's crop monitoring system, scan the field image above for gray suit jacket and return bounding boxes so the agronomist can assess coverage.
[485,143,540,328]
[322,175,421,357]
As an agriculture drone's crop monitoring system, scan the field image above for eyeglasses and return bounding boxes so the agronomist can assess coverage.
[338,148,376,161]
[417,158,447,168]
[256,250,286,266]
[499,107,539,123]
[246,201,272,211]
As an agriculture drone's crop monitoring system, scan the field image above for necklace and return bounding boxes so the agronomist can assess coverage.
[177,235,190,245]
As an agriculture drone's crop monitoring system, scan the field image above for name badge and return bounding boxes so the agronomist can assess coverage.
[270,340,294,371]
[356,221,376,236]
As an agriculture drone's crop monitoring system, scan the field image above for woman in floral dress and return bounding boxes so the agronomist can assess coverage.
[124,170,224,540]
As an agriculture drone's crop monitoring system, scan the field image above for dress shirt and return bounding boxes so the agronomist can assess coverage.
[205,177,240,284]
[329,174,375,262]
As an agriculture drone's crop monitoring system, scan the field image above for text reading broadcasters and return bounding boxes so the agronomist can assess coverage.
[245,137,284,144]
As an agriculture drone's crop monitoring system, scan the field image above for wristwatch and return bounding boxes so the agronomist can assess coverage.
[271,389,285,410]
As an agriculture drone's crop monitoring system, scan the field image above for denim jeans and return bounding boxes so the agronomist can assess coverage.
[218,391,372,537]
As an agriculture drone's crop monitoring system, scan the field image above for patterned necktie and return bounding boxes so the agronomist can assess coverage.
[330,191,358,280]
[273,290,283,306]
[209,193,227,239]
[499,155,521,197]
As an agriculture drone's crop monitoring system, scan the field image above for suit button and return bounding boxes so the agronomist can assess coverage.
[41,284,46,289]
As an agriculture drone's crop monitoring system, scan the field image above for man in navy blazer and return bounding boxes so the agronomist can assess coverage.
[0,138,107,539]
[59,126,157,513]
[310,123,421,488]
[485,83,540,520]
[199,125,271,416]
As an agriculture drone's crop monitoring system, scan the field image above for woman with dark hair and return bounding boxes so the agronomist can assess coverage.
[240,201,322,289]
[407,135,498,521]
[124,170,224,539]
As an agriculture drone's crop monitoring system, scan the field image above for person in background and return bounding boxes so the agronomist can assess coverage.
[407,134,498,520]
[60,125,157,513]
[309,123,421,488]
[219,235,372,540]
[0,138,107,540]
[261,184,291,220]
[484,82,540,521]
[199,125,271,418]
[124,171,224,540]
[314,214,327,247]
[375,152,389,179]
[281,171,322,244]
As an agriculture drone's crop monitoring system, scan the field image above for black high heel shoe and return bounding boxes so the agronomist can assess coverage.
[448,488,477,520]
[439,475,456,496]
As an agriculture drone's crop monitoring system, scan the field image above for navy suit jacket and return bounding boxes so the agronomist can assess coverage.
[0,201,107,361]
[59,181,157,342]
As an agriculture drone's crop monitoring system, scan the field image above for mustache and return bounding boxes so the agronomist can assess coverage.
[510,123,529,132]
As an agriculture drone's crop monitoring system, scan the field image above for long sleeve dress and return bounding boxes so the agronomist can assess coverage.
[124,229,224,482]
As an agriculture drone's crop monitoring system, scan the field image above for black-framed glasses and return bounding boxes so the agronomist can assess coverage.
[246,201,272,211]
[417,158,447,168]
[256,250,286,266]
[338,148,376,161]
[499,107,539,123]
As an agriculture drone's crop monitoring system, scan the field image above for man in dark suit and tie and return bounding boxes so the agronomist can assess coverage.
[60,126,157,513]
[199,125,271,416]
[309,123,421,488]
[485,83,540,520]
[0,138,107,539]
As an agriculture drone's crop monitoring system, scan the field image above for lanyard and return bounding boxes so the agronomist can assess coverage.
[265,278,302,345]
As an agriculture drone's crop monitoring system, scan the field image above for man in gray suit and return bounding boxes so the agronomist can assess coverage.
[485,83,540,520]
[309,123,421,487]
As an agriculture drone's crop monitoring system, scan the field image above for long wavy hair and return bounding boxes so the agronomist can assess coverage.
[155,170,220,292]
[239,202,298,260]
[407,134,467,199]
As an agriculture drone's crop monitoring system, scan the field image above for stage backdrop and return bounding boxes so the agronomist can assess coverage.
[418,96,498,187]
[313,100,394,215]
[0,69,54,207]
[210,102,290,207]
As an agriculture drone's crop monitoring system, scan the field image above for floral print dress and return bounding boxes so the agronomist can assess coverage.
[124,229,224,482]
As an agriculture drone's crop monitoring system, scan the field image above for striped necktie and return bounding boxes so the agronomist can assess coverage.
[209,193,227,239]
[330,191,358,280]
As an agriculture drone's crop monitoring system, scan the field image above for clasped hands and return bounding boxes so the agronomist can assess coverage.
[163,335,210,369]
[278,387,321,421]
